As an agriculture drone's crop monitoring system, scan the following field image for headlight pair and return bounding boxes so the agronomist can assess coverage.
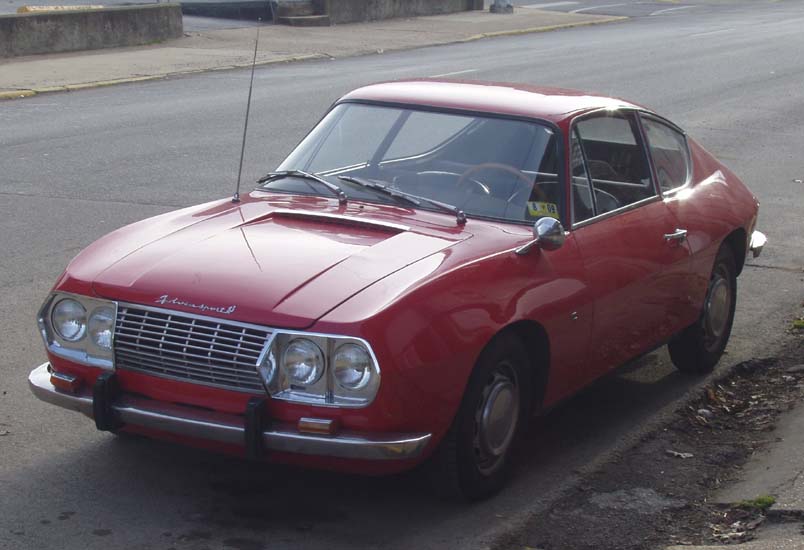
[38,293,117,369]
[258,332,380,407]
[282,339,372,391]
[51,298,115,350]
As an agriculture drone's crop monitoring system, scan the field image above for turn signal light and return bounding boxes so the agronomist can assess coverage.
[50,371,82,394]
[298,417,339,436]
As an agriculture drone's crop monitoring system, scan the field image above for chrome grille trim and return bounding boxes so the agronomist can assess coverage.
[114,303,271,393]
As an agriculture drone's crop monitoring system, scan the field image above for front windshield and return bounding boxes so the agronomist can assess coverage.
[271,103,563,224]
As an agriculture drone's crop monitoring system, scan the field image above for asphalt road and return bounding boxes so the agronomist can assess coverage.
[502,0,770,17]
[2,3,804,550]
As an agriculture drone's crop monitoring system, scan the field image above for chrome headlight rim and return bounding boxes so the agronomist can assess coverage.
[51,298,87,342]
[258,330,381,408]
[282,337,326,386]
[38,292,117,370]
[332,342,373,391]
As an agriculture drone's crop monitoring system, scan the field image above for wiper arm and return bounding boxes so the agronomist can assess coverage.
[258,170,347,205]
[338,175,420,205]
[338,176,467,226]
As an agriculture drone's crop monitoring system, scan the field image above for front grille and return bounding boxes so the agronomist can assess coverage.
[114,304,270,393]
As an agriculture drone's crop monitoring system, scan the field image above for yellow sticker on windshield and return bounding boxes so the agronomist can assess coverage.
[527,201,560,219]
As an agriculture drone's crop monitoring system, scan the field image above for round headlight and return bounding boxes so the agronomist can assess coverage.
[282,339,324,386]
[333,343,373,390]
[88,306,115,350]
[51,299,87,342]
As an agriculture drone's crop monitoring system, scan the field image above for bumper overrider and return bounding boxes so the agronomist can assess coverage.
[749,230,767,258]
[29,363,431,461]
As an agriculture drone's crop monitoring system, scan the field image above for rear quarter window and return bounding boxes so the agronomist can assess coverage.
[640,115,691,193]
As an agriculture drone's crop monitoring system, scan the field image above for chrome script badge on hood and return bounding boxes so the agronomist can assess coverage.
[155,294,237,315]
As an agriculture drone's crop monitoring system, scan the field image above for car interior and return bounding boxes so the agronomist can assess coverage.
[336,115,565,224]
[278,104,682,228]
[571,112,657,223]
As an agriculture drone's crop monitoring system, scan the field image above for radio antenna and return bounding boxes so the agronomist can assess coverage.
[233,23,261,203]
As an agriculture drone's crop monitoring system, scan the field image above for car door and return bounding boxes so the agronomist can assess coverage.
[638,113,703,329]
[569,110,692,382]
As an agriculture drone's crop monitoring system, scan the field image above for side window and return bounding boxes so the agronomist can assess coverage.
[641,116,690,193]
[574,111,656,215]
[571,129,594,223]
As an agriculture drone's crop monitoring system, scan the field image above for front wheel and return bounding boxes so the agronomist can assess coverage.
[668,245,737,374]
[429,333,531,500]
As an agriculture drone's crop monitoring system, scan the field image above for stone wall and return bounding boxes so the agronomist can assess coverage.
[0,4,183,57]
[325,0,482,24]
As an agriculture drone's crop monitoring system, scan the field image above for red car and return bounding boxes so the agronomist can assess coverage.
[30,80,766,499]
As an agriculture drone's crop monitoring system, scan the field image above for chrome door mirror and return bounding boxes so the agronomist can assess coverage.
[515,217,565,255]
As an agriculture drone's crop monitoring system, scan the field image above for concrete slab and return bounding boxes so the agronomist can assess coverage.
[716,402,804,511]
[665,523,804,550]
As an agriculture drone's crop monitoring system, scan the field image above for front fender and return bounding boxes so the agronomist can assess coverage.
[313,234,592,446]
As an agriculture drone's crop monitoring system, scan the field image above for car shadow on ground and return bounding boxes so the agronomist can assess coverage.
[13,349,705,549]
[514,350,702,470]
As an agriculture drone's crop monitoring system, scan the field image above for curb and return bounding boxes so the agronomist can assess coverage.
[0,53,327,100]
[0,16,626,101]
[0,89,37,99]
[461,15,627,42]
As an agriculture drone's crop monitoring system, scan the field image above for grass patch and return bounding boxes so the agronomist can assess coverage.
[737,495,776,511]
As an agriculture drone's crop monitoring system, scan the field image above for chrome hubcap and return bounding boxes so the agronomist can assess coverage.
[703,272,731,350]
[474,365,519,475]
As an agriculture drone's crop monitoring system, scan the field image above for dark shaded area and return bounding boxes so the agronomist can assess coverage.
[504,342,804,550]
[180,0,274,21]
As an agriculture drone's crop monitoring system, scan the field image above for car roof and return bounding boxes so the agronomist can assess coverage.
[338,80,646,124]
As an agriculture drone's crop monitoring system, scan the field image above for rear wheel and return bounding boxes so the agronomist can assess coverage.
[669,245,737,374]
[430,333,531,500]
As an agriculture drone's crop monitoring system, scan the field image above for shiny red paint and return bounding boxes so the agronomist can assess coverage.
[44,80,760,474]
[340,80,641,123]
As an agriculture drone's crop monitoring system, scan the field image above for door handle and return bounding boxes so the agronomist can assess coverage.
[664,228,688,243]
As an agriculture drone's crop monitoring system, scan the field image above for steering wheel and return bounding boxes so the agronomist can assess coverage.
[414,169,490,196]
[456,163,547,203]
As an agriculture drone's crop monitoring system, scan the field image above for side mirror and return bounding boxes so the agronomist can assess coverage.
[515,217,565,256]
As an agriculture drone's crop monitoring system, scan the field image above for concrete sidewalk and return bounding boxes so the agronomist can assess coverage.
[0,9,624,99]
[668,524,804,550]
[667,367,804,550]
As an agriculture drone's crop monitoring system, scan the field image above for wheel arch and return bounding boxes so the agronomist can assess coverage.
[723,227,747,276]
[496,320,551,413]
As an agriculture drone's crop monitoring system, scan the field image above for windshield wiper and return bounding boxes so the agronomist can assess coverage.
[338,176,467,226]
[257,170,347,205]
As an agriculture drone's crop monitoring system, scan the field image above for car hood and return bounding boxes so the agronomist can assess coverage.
[87,198,470,329]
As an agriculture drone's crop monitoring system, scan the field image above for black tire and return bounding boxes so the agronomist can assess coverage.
[429,333,531,500]
[669,245,737,374]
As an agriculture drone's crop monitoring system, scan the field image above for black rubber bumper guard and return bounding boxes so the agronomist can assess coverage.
[30,363,431,461]
[92,372,269,460]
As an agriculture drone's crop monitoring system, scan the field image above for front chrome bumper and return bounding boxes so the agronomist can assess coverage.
[749,230,767,258]
[28,363,430,461]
